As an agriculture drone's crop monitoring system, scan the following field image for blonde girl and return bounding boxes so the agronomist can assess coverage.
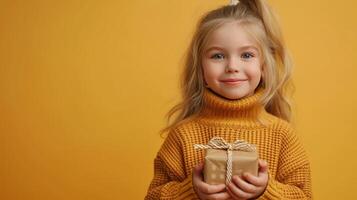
[145,0,312,199]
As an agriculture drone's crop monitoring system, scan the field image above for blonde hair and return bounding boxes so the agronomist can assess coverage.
[160,0,294,137]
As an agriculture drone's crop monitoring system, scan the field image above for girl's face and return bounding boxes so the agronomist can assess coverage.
[202,21,263,100]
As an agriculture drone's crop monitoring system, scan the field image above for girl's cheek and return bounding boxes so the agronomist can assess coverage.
[246,63,262,73]
[201,57,210,68]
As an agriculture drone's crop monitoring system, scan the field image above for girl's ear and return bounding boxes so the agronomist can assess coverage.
[204,81,209,88]
[203,78,209,88]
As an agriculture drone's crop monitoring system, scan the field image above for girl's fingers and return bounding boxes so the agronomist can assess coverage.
[192,162,227,194]
[258,159,268,174]
[203,192,232,200]
[193,171,226,194]
[243,172,267,187]
[242,160,269,186]
[227,182,252,199]
[232,175,257,193]
[197,182,226,195]
[193,162,204,179]
[226,187,238,200]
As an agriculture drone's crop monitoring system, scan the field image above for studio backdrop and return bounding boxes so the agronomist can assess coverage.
[0,0,356,199]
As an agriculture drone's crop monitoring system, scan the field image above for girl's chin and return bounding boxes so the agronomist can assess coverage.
[221,91,251,100]
[223,95,244,100]
[208,87,251,100]
[219,92,244,100]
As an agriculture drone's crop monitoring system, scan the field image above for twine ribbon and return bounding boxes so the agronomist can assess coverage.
[194,137,256,185]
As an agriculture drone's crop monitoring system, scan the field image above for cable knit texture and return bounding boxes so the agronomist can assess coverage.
[145,87,312,200]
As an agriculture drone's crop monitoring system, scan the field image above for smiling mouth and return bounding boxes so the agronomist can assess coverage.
[221,79,246,84]
[220,80,246,85]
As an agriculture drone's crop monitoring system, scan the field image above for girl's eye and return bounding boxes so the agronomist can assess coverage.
[241,52,254,59]
[209,52,254,60]
[211,53,225,60]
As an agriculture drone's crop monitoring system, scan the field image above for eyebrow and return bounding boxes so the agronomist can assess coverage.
[205,45,259,53]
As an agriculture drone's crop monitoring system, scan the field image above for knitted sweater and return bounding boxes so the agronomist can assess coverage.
[145,87,312,199]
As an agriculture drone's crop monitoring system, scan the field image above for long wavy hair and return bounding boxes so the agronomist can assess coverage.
[160,0,295,137]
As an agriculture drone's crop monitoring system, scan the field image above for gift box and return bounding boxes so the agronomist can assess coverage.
[194,137,259,185]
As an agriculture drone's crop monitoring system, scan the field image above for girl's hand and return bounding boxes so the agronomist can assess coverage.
[226,159,269,200]
[192,162,231,200]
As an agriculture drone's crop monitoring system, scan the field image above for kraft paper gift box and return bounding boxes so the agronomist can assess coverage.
[194,137,259,185]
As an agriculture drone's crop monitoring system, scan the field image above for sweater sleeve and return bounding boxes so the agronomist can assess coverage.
[258,128,312,200]
[145,130,199,200]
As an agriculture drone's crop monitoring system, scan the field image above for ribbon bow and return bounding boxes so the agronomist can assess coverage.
[194,137,256,185]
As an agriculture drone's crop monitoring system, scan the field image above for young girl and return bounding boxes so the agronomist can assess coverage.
[145,0,312,199]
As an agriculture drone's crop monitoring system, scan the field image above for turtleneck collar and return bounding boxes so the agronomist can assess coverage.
[197,87,275,128]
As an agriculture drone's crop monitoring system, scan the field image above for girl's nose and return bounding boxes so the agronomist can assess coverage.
[225,57,240,73]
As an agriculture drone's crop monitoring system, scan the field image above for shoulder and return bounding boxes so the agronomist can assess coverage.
[267,115,307,156]
[264,111,294,131]
[263,112,300,142]
[159,117,208,155]
[166,117,202,138]
[159,119,197,150]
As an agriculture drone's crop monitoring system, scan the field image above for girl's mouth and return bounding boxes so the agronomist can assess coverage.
[220,79,247,85]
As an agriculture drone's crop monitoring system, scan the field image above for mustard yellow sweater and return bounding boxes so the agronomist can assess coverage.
[145,87,312,199]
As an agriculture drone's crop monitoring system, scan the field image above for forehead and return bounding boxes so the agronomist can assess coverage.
[205,21,259,52]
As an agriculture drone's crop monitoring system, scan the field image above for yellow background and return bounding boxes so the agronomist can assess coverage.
[1,0,356,199]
